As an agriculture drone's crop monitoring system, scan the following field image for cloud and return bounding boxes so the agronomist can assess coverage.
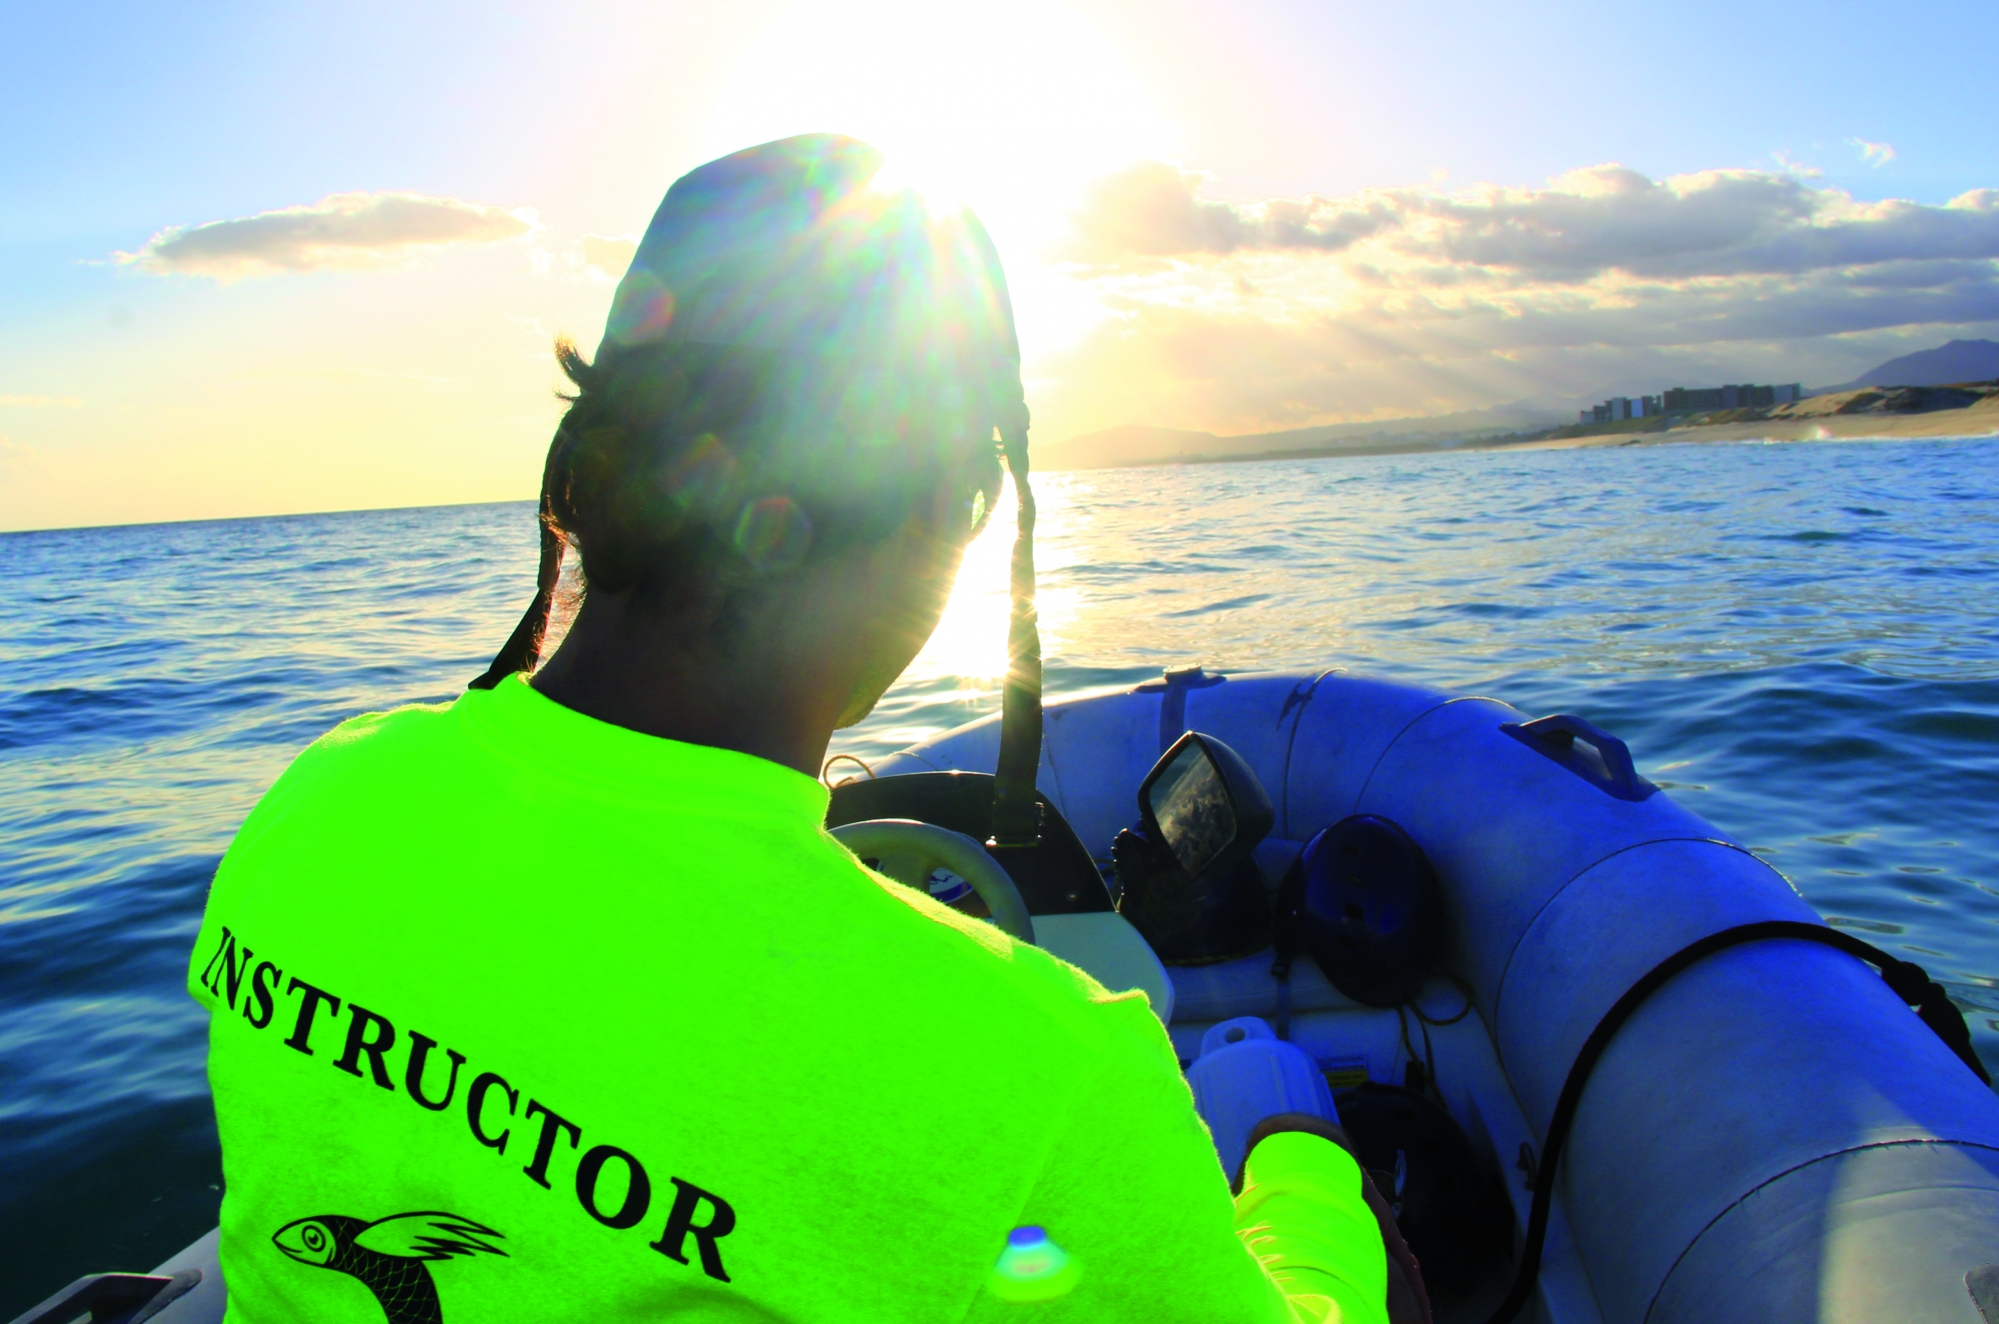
[528,233,638,283]
[1065,162,1999,281]
[120,191,539,278]
[1033,160,1999,438]
[1770,151,1823,179]
[0,437,42,475]
[1046,266,1999,431]
[0,395,81,407]
[577,234,637,276]
[1063,161,1389,258]
[1849,137,1897,167]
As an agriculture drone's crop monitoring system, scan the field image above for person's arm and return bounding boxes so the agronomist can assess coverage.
[1238,1116,1432,1324]
[961,991,1392,1323]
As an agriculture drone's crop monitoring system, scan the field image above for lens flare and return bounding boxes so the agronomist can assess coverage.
[605,269,676,347]
[732,494,813,571]
[660,433,737,521]
[988,1225,1080,1301]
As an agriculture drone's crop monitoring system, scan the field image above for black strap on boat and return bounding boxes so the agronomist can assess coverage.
[1484,918,1991,1324]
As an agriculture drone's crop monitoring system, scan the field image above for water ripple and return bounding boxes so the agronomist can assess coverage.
[3,440,1999,1308]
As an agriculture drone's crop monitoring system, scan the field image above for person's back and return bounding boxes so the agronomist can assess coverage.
[194,676,1330,1320]
[190,134,1420,1323]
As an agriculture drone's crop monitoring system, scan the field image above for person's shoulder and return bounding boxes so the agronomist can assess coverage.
[288,697,462,781]
[229,698,463,845]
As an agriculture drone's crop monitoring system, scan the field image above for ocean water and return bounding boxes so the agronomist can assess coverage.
[3,435,1997,1308]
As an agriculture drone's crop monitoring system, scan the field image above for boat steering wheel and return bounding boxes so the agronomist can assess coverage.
[830,818,1036,944]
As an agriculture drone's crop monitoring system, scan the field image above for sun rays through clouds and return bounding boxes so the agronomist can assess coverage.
[1031,159,1999,438]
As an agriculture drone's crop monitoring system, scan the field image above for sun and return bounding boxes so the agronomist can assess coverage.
[701,2,1136,686]
[705,0,1176,349]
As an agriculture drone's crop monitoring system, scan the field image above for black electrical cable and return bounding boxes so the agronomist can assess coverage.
[1396,1005,1422,1083]
[1396,1002,1444,1103]
[819,752,875,787]
[1484,918,1991,1324]
[1413,973,1478,1027]
[988,423,1043,848]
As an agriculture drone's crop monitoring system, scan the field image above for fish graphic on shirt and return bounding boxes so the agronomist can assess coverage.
[273,1210,505,1324]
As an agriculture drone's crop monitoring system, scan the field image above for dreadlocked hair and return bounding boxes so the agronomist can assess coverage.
[469,335,973,690]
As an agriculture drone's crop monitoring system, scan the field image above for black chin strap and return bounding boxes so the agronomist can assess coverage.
[989,423,1043,847]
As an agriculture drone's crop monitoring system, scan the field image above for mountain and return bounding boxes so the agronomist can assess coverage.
[1039,340,1999,471]
[1033,425,1223,470]
[1841,339,1999,390]
[1036,401,1570,471]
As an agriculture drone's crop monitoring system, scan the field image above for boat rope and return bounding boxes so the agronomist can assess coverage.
[1484,918,1991,1324]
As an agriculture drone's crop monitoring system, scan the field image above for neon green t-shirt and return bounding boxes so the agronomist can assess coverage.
[190,674,1386,1323]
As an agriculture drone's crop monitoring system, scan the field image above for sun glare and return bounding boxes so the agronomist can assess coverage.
[702,3,1137,688]
[908,480,1077,684]
[912,483,1019,682]
[706,0,1175,350]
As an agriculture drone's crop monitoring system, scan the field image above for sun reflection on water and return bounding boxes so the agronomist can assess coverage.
[907,479,1081,686]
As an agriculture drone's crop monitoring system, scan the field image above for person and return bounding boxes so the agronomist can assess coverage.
[188,134,1426,1323]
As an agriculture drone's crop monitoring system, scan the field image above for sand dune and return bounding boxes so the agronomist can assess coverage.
[1038,384,1999,473]
[1512,392,1999,452]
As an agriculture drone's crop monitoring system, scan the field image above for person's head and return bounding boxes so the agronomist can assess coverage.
[471,134,1036,748]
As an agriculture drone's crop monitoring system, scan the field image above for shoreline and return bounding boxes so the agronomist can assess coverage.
[1042,399,1999,471]
[1497,398,1999,452]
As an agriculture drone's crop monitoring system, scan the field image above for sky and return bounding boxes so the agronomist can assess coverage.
[4,0,1998,531]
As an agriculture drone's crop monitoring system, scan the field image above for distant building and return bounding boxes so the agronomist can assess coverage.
[1661,383,1803,412]
[1582,382,1801,427]
[1665,386,1724,411]
[1583,395,1665,423]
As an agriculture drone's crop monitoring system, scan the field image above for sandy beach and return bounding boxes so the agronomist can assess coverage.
[1503,394,1999,452]
[1040,387,1999,472]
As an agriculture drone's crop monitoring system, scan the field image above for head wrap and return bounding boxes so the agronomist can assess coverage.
[601,134,1028,461]
[474,134,1043,845]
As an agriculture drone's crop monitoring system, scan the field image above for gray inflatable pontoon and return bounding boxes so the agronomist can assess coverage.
[876,668,1999,1324]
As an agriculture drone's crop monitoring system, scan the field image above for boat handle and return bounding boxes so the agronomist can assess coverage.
[8,1270,200,1324]
[1499,713,1655,802]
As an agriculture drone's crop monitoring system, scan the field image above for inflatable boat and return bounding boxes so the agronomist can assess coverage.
[23,666,1999,1324]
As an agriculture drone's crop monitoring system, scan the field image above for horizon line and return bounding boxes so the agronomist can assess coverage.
[0,495,538,540]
